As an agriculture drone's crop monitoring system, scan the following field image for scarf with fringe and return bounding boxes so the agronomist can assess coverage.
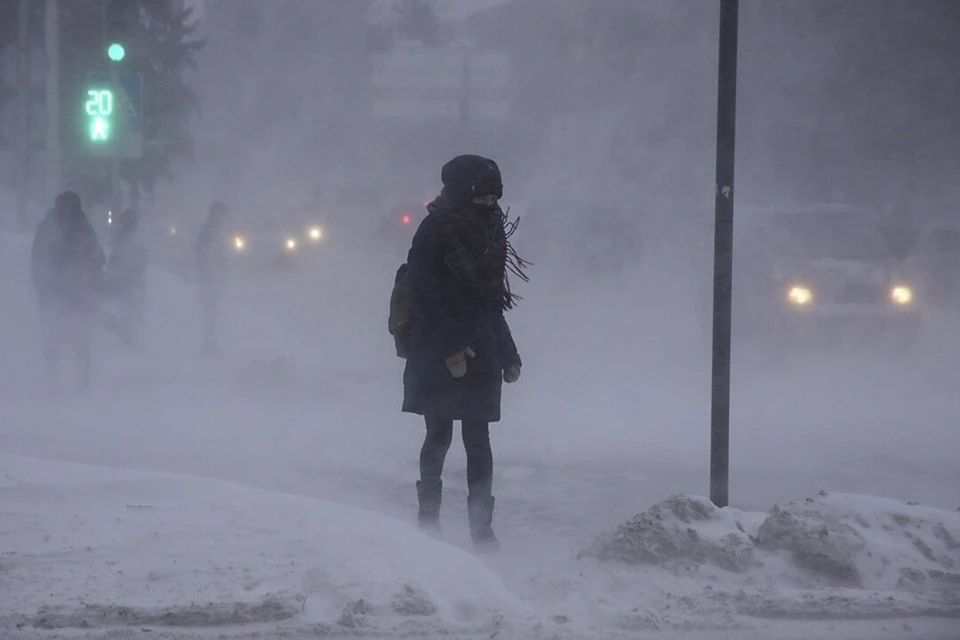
[427,189,530,310]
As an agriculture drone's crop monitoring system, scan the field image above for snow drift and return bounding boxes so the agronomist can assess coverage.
[4,453,960,639]
[0,452,532,638]
[572,492,960,626]
[584,493,960,592]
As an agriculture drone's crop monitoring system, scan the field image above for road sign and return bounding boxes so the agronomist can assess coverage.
[85,71,143,158]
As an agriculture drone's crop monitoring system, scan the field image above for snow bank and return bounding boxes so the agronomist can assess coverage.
[583,493,960,593]
[567,492,960,632]
[581,494,761,573]
[0,453,533,638]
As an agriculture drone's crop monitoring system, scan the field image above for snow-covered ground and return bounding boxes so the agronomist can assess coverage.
[575,493,960,629]
[0,452,532,639]
[2,228,959,639]
[3,453,959,639]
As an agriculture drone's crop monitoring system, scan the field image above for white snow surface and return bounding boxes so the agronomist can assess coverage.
[571,493,960,629]
[0,452,532,639]
[3,453,959,639]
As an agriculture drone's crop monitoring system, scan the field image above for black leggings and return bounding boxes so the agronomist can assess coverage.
[420,415,493,496]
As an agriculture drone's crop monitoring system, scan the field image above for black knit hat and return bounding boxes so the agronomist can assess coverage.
[55,190,82,212]
[441,154,503,199]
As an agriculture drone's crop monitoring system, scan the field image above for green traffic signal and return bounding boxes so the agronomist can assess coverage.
[90,116,110,142]
[107,43,125,62]
[85,89,114,142]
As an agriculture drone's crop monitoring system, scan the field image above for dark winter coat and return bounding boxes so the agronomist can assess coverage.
[402,203,521,422]
[31,207,105,313]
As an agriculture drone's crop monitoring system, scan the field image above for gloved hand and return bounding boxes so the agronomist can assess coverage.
[446,347,476,379]
[503,363,522,384]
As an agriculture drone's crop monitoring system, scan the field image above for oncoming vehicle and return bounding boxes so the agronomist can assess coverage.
[734,205,920,352]
[906,220,960,307]
[228,215,325,269]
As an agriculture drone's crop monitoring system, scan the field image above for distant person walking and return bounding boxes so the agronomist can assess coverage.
[195,201,230,356]
[30,191,106,391]
[395,154,528,549]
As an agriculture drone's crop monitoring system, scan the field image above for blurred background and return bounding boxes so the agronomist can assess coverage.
[1,0,959,572]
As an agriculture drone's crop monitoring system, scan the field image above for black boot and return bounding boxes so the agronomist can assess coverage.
[467,494,500,550]
[416,479,442,533]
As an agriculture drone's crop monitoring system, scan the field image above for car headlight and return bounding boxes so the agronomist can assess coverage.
[787,285,813,306]
[233,236,246,251]
[308,226,323,242]
[285,238,298,251]
[891,285,913,305]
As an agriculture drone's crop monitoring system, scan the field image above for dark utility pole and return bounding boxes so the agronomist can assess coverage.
[710,0,739,508]
[104,0,122,220]
[17,0,31,231]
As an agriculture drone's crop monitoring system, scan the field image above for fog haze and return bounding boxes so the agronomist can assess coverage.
[2,1,959,637]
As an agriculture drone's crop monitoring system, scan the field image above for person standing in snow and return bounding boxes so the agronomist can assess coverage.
[402,154,528,549]
[195,201,230,356]
[30,190,106,391]
[105,209,148,347]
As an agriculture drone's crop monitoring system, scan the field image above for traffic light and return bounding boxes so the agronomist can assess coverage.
[85,86,114,143]
[104,0,132,64]
[107,43,126,63]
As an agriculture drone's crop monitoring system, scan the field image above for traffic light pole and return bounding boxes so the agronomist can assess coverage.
[110,64,122,221]
[710,0,739,509]
[45,0,61,199]
[16,0,31,232]
[102,0,122,221]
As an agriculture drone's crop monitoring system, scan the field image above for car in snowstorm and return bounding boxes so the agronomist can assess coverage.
[905,220,960,308]
[734,205,920,352]
[228,215,326,269]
